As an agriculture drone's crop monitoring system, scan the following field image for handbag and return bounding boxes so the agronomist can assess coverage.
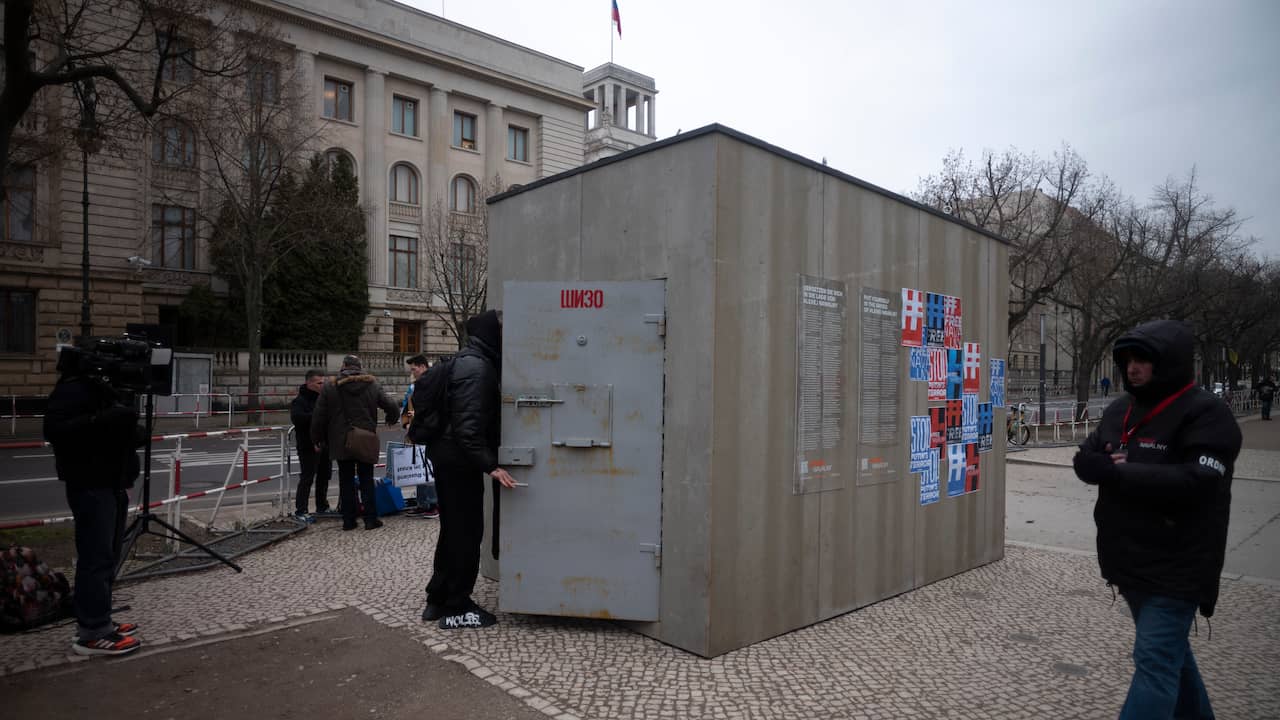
[338,387,380,464]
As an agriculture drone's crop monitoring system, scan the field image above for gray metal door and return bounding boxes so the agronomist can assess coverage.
[499,280,665,621]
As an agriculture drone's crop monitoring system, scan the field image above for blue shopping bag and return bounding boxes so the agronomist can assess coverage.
[375,475,405,516]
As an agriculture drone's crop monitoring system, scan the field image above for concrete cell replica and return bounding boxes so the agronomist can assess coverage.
[486,124,1010,657]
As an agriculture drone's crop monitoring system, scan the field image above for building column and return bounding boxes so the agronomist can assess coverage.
[485,102,504,188]
[363,67,387,286]
[647,93,656,137]
[295,47,317,119]
[603,82,615,126]
[427,87,449,208]
[634,93,645,135]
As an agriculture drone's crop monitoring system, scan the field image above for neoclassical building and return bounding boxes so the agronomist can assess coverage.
[0,0,657,396]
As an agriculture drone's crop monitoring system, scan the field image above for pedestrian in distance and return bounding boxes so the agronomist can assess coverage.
[420,310,517,630]
[43,354,146,656]
[1101,376,1111,397]
[1257,373,1276,421]
[402,354,439,519]
[311,355,401,531]
[1072,320,1241,719]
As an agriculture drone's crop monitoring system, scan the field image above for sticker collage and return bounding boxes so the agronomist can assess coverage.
[901,289,1006,506]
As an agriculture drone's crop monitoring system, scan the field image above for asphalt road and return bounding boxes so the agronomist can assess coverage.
[0,426,409,523]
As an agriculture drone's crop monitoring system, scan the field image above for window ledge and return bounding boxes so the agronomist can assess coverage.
[450,145,481,155]
[323,116,359,128]
[389,131,422,142]
[505,157,532,167]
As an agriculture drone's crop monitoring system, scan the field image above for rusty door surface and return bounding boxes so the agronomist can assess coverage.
[498,280,666,620]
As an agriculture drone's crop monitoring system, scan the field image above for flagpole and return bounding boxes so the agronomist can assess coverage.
[610,3,614,64]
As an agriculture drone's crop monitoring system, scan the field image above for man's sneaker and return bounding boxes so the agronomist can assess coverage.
[72,632,141,656]
[292,511,313,523]
[422,602,446,622]
[404,506,427,516]
[419,505,439,519]
[437,604,497,630]
[71,622,138,641]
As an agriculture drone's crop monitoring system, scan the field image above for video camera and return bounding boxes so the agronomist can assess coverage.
[56,334,174,396]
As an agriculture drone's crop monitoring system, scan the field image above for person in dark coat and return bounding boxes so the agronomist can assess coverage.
[290,369,331,516]
[1073,320,1241,719]
[43,354,146,656]
[422,310,516,629]
[310,355,400,531]
[1257,373,1276,420]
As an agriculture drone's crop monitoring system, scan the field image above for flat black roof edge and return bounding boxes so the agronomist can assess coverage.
[487,123,1012,247]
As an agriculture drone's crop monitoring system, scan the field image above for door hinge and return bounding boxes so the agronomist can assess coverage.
[643,313,666,337]
[639,543,661,568]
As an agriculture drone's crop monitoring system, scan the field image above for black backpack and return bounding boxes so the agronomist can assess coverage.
[408,356,455,445]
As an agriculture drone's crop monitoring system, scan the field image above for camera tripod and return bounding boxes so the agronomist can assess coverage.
[115,391,242,579]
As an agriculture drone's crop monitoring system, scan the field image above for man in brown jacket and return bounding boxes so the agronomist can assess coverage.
[311,355,400,530]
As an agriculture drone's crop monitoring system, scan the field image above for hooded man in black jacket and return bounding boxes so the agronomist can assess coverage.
[1073,319,1241,719]
[43,359,147,656]
[421,310,516,629]
[290,369,331,516]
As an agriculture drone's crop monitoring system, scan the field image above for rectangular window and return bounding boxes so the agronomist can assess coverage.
[247,59,279,104]
[389,235,418,288]
[507,125,528,162]
[452,112,477,150]
[1,166,35,243]
[151,122,196,167]
[448,241,477,281]
[0,289,36,354]
[392,96,417,136]
[323,78,353,121]
[152,205,196,270]
[158,32,194,83]
[392,320,421,354]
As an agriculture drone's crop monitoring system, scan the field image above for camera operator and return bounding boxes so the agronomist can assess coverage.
[43,358,147,656]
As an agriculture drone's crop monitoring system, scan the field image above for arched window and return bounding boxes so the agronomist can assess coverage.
[152,119,196,167]
[390,163,419,205]
[325,148,356,178]
[450,175,476,213]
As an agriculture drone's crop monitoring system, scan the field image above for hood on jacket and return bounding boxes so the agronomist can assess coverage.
[1112,319,1195,402]
[336,373,376,391]
[465,310,502,367]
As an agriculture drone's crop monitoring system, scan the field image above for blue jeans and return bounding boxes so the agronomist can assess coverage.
[1119,590,1214,720]
[65,485,128,641]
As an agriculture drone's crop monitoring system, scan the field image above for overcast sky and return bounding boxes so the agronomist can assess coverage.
[407,0,1279,258]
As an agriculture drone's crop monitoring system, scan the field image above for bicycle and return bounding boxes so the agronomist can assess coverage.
[1006,402,1031,446]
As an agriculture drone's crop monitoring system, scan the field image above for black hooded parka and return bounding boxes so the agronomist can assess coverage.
[1079,320,1241,616]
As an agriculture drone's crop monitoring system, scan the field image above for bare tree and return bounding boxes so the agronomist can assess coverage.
[915,145,1110,338]
[175,33,358,408]
[1,0,246,176]
[1057,170,1246,414]
[420,178,499,348]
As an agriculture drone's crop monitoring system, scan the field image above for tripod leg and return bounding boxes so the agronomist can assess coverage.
[146,515,243,572]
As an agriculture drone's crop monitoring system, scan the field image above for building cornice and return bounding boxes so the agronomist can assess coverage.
[244,0,595,112]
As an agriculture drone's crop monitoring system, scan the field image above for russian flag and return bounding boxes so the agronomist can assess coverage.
[612,0,622,37]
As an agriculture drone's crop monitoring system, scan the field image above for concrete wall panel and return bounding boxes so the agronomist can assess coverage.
[705,137,826,655]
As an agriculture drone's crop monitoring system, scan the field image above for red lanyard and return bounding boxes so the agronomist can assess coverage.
[1119,382,1197,448]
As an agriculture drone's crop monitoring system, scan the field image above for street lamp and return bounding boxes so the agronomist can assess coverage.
[1039,312,1047,425]
[72,77,102,341]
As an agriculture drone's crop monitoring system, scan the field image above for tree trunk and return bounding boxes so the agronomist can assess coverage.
[1073,312,1096,420]
[245,272,264,425]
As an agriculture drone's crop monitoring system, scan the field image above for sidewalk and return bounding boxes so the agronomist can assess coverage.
[5,506,1280,718]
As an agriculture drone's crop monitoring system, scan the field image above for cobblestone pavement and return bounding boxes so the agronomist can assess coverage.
[4,513,1279,719]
